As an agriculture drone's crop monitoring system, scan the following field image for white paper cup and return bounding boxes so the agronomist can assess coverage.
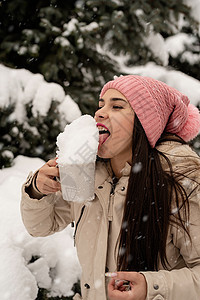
[59,163,96,202]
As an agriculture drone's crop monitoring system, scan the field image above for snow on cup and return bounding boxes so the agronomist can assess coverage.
[56,115,99,203]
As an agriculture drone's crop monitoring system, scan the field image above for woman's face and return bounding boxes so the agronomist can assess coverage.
[94,88,135,162]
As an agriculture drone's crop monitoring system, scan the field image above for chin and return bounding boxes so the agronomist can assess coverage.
[97,153,110,159]
[97,149,112,159]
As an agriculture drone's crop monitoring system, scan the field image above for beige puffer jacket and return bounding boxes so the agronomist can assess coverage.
[21,141,200,300]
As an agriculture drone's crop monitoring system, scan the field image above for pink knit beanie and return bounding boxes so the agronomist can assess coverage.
[100,75,200,148]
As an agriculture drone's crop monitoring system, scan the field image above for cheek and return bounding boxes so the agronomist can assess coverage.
[113,111,134,131]
[113,120,133,138]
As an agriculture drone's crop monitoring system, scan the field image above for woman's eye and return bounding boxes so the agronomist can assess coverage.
[113,105,123,109]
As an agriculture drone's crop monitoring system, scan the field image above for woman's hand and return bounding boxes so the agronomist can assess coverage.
[107,271,147,300]
[36,159,61,194]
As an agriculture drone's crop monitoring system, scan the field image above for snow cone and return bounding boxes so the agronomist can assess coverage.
[56,115,99,203]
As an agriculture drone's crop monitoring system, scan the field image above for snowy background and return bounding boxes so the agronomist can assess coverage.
[0,64,83,300]
[0,155,81,300]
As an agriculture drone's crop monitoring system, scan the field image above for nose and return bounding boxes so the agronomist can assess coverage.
[94,106,109,121]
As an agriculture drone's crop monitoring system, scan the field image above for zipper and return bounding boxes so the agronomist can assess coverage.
[110,183,115,195]
[108,176,118,221]
[73,205,86,246]
[108,193,114,221]
[110,176,118,194]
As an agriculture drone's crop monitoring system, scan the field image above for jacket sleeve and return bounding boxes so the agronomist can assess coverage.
[21,171,74,237]
[141,170,200,299]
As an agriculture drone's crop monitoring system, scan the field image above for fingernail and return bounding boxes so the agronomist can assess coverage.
[105,272,117,277]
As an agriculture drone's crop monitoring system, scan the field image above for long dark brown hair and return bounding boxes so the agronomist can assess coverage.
[117,115,198,272]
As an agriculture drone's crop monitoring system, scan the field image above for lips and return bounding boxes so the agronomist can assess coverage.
[96,123,110,147]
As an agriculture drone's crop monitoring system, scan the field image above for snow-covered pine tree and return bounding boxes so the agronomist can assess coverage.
[0,65,81,168]
[165,0,200,81]
[0,0,117,115]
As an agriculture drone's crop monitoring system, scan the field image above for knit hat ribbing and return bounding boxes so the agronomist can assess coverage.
[100,75,200,148]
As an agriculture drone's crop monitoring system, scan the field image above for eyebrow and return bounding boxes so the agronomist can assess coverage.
[99,97,127,103]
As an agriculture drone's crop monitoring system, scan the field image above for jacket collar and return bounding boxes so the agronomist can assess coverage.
[95,160,131,189]
[121,162,131,177]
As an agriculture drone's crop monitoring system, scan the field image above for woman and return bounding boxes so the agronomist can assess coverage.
[21,75,200,300]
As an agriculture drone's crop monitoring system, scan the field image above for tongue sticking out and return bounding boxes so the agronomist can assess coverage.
[98,132,110,148]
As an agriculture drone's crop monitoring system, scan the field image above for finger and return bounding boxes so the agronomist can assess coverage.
[42,184,61,194]
[43,178,61,190]
[43,179,61,189]
[46,159,57,167]
[115,280,132,292]
[37,178,61,194]
[40,165,60,178]
[108,288,132,300]
[108,279,130,291]
[106,271,139,283]
[108,278,116,292]
[118,285,127,292]
[115,280,125,287]
[42,187,60,195]
[108,279,134,300]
